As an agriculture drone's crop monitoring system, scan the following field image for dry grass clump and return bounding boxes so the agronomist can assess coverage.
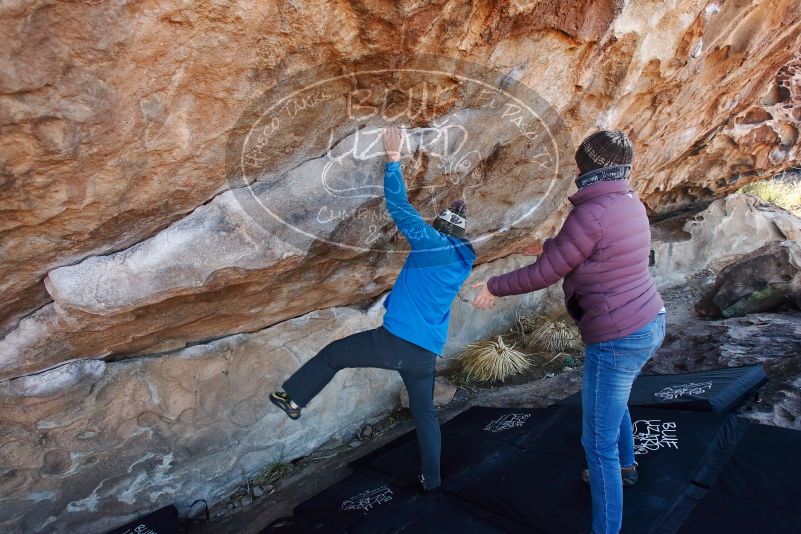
[739,173,801,214]
[255,461,294,487]
[515,304,583,355]
[460,336,531,383]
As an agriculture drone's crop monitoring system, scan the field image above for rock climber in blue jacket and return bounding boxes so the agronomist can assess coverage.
[271,126,476,492]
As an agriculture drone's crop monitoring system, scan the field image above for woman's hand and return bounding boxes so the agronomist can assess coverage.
[382,126,403,162]
[471,281,497,310]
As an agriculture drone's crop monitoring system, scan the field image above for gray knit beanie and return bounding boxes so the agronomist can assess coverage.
[575,130,633,174]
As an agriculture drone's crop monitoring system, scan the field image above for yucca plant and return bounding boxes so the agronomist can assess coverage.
[515,304,583,355]
[460,336,531,383]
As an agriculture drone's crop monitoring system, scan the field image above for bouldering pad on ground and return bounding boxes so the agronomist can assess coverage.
[561,365,767,413]
[106,505,179,534]
[261,367,800,534]
[350,405,563,492]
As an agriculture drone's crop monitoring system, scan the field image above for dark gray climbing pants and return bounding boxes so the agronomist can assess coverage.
[283,326,441,487]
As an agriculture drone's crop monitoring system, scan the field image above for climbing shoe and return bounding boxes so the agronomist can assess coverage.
[581,463,639,487]
[270,391,301,420]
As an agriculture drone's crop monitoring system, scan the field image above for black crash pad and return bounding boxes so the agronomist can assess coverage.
[106,505,179,534]
[263,513,359,533]
[351,405,563,492]
[351,430,510,493]
[261,367,801,534]
[437,404,563,447]
[627,365,767,412]
[678,492,801,533]
[281,471,526,534]
[561,365,767,413]
[457,448,704,534]
[350,405,739,533]
[701,422,801,516]
[525,405,745,485]
[389,497,519,533]
[291,472,434,534]
[265,496,521,534]
[457,405,738,533]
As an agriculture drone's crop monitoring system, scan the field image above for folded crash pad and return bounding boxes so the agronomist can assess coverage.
[627,365,767,412]
[561,365,767,413]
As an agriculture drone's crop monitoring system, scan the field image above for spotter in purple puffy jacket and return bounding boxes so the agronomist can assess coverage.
[487,165,664,344]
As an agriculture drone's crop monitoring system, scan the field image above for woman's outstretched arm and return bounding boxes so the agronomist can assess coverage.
[472,208,601,309]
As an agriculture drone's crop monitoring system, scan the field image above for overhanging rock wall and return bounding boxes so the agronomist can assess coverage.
[2,0,800,375]
[1,1,800,531]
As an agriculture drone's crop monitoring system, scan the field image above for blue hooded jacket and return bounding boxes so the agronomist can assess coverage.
[381,161,476,356]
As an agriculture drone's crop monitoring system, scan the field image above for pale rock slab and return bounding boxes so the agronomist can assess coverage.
[0,303,401,534]
[650,195,801,289]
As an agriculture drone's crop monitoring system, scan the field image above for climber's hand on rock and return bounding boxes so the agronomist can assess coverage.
[522,239,544,256]
[472,281,497,310]
[383,126,403,162]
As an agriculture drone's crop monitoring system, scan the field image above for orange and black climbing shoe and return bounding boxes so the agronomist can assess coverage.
[270,391,301,420]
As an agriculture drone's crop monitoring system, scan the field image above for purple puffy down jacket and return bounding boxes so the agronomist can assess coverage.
[488,179,664,344]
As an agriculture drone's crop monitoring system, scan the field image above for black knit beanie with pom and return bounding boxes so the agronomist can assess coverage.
[575,130,633,174]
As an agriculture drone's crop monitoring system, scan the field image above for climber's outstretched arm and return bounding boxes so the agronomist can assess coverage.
[382,127,446,250]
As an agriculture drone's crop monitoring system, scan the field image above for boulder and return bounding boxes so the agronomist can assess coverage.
[696,241,801,318]
[0,303,401,534]
[1,1,801,531]
[650,195,801,289]
[2,0,800,376]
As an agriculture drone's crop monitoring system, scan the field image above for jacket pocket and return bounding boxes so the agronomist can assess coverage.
[566,294,583,321]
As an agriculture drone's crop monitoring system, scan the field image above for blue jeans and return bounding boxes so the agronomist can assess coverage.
[581,311,666,534]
